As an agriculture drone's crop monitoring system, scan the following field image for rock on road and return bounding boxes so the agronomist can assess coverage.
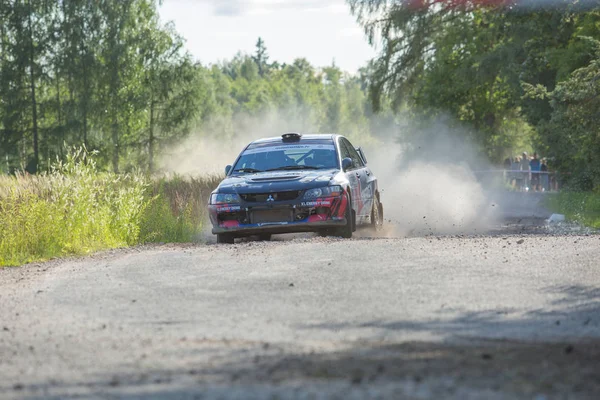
[1,199,600,399]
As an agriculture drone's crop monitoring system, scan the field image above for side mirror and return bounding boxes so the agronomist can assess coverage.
[225,165,232,175]
[341,157,353,171]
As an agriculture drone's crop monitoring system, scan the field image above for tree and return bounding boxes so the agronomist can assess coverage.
[524,38,600,189]
[252,37,269,77]
[0,0,382,175]
[0,0,50,173]
[347,0,600,165]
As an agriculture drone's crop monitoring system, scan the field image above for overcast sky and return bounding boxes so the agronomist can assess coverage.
[158,0,378,74]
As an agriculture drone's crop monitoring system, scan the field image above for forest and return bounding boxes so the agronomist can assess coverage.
[0,0,599,189]
[349,0,600,189]
[0,0,379,176]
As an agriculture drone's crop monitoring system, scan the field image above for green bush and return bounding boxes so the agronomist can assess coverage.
[0,148,222,267]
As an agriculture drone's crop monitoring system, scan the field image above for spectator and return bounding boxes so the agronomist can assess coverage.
[512,156,523,190]
[540,158,549,192]
[530,152,541,192]
[503,156,512,184]
[520,152,530,191]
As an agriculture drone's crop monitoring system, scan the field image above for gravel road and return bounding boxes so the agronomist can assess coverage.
[1,194,599,399]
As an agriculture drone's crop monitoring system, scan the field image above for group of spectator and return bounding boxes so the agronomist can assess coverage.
[503,152,554,192]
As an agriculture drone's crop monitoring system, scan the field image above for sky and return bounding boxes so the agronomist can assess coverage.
[157,0,378,74]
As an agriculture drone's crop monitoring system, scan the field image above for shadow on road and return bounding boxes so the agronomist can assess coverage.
[11,285,600,399]
[35,340,600,399]
[300,284,600,340]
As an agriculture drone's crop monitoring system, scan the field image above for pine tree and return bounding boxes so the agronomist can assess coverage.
[252,37,269,77]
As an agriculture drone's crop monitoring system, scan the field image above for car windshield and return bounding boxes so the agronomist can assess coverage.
[232,140,338,173]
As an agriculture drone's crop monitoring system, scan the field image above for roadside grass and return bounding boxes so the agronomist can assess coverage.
[545,191,600,229]
[140,175,222,243]
[0,148,221,267]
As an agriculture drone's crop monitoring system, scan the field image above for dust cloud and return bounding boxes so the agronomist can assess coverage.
[369,155,498,236]
[158,110,321,175]
[365,117,501,237]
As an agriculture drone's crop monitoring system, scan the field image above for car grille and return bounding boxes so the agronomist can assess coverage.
[241,191,302,203]
[251,209,293,224]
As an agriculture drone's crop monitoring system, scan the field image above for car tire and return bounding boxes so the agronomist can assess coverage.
[371,194,384,231]
[335,194,353,239]
[257,233,272,241]
[217,233,235,244]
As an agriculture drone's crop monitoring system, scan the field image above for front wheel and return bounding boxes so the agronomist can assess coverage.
[371,196,384,231]
[334,194,353,239]
[217,233,235,244]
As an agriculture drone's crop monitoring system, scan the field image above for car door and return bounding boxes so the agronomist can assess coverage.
[339,138,373,219]
[355,146,377,206]
[338,138,360,214]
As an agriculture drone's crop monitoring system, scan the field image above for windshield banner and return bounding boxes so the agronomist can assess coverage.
[242,144,335,155]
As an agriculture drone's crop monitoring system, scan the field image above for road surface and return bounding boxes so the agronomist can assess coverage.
[1,193,599,399]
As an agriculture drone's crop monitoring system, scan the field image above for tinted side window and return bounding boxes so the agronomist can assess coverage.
[341,138,364,169]
[338,138,352,161]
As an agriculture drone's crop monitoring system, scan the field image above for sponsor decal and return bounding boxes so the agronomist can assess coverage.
[216,205,241,212]
[301,200,332,207]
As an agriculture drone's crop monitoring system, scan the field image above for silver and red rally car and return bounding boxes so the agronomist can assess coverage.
[208,133,383,243]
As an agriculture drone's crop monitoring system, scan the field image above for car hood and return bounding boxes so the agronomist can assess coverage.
[216,169,340,194]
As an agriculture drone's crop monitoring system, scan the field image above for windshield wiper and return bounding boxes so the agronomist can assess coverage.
[234,168,263,173]
[266,165,321,171]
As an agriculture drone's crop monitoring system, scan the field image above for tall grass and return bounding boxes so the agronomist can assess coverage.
[140,175,222,243]
[546,191,600,229]
[0,148,221,267]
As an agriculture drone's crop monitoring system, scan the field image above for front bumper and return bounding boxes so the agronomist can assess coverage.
[208,195,348,236]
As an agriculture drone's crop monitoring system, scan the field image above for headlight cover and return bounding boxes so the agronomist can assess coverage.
[303,185,343,199]
[210,193,241,204]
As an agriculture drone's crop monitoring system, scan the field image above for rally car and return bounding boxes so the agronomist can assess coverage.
[208,133,383,243]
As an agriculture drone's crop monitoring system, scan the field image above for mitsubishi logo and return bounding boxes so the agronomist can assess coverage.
[266,194,275,202]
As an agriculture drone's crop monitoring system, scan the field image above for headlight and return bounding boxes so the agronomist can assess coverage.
[303,185,343,199]
[210,193,241,204]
